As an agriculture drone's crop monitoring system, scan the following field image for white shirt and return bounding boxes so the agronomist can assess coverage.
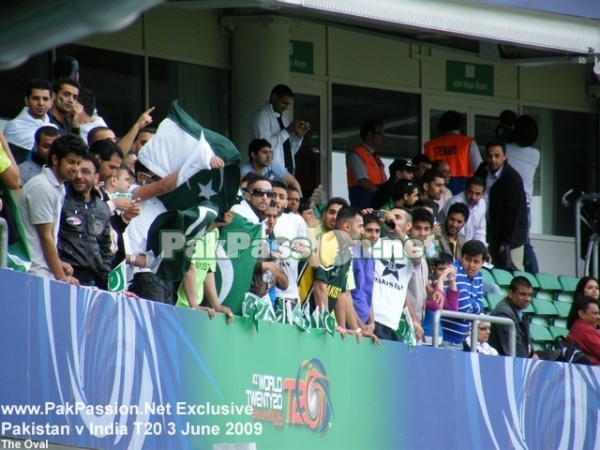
[477,341,499,356]
[484,165,504,202]
[439,192,487,246]
[506,143,540,205]
[251,102,302,170]
[372,239,421,330]
[3,107,57,150]
[79,115,108,145]
[124,184,167,274]
[274,212,308,299]
[17,166,65,278]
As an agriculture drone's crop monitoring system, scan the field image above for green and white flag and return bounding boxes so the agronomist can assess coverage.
[291,301,311,333]
[108,260,127,292]
[242,293,276,332]
[146,202,219,283]
[0,183,31,272]
[139,100,240,189]
[215,213,263,316]
[322,309,336,338]
[142,101,241,283]
[397,307,417,350]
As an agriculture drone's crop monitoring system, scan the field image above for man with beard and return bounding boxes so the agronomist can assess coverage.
[439,202,469,261]
[240,139,303,195]
[58,154,112,289]
[19,126,60,186]
[381,179,419,211]
[439,177,487,246]
[232,175,273,238]
[18,135,87,284]
[49,78,83,135]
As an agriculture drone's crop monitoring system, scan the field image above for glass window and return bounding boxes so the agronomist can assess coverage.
[149,58,230,137]
[56,44,144,138]
[0,52,52,121]
[524,106,597,236]
[332,84,420,157]
[292,93,321,196]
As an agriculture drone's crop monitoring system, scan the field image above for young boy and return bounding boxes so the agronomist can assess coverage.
[422,253,458,344]
[439,240,487,350]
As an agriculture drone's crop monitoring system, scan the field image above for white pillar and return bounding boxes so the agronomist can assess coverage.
[225,16,298,160]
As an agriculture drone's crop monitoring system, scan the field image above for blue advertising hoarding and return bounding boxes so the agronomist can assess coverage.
[1,269,600,449]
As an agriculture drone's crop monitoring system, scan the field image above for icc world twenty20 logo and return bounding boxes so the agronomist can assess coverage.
[283,358,333,433]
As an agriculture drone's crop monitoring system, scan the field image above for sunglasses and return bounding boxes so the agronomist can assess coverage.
[250,189,274,198]
[478,326,490,331]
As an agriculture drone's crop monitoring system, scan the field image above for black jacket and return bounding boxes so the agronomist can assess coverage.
[58,185,113,287]
[488,298,531,357]
[475,161,527,252]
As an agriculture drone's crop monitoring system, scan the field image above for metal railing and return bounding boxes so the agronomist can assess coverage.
[431,310,516,357]
[0,218,7,268]
[574,193,600,278]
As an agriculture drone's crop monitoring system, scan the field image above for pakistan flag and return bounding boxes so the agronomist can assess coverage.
[215,213,263,316]
[0,182,30,272]
[142,101,241,283]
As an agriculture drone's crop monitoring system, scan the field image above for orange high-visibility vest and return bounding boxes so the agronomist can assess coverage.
[424,134,474,178]
[347,145,387,188]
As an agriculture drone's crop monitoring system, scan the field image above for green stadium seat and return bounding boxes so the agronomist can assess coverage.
[481,268,495,285]
[553,301,571,318]
[556,292,574,303]
[523,303,535,315]
[558,275,579,293]
[529,323,554,342]
[481,295,490,311]
[549,326,568,339]
[535,273,562,291]
[531,298,558,317]
[486,293,504,310]
[535,291,553,300]
[531,316,549,327]
[491,268,513,287]
[513,271,539,289]
[554,318,567,328]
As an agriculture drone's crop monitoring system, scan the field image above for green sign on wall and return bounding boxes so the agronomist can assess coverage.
[289,40,314,74]
[446,60,494,96]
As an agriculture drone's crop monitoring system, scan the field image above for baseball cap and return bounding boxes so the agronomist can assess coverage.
[389,158,418,176]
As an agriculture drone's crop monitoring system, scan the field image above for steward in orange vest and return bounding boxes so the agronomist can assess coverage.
[346,119,388,209]
[424,110,482,195]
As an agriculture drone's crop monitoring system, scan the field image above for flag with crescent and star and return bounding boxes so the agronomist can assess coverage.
[141,101,241,283]
[215,213,263,316]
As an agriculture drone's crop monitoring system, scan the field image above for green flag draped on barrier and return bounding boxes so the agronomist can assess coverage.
[397,307,417,350]
[215,214,263,316]
[108,260,127,292]
[242,293,276,332]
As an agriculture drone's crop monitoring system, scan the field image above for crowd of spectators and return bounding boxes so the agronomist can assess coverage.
[0,58,597,362]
